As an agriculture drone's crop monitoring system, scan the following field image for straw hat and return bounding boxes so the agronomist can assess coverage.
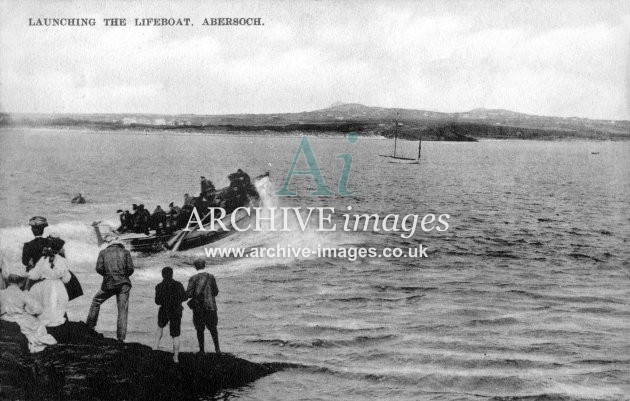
[29,216,48,227]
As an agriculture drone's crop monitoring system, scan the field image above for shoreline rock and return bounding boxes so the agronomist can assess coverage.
[0,320,281,400]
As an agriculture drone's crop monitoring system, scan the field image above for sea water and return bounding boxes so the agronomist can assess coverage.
[0,128,629,400]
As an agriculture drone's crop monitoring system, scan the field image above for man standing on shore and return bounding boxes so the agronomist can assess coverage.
[186,258,220,355]
[86,239,134,341]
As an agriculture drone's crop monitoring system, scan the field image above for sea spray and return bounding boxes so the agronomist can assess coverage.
[0,221,101,270]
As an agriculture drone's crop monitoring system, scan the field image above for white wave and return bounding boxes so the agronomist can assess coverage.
[0,221,102,271]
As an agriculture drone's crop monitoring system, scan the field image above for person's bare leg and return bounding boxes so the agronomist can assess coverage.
[173,336,180,363]
[196,329,205,354]
[154,326,163,350]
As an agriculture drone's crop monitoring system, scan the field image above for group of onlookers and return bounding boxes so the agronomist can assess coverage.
[0,216,80,352]
[0,170,257,357]
[0,216,221,363]
[153,260,220,363]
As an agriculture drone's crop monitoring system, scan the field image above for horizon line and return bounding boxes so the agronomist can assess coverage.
[1,103,628,123]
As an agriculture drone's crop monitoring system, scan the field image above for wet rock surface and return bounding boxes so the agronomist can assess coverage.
[0,320,281,400]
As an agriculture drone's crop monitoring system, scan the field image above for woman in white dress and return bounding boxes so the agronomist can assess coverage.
[0,272,57,353]
[27,244,71,328]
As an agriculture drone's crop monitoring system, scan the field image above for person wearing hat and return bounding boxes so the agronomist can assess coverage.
[129,204,138,231]
[167,202,182,233]
[86,239,134,342]
[116,209,131,233]
[200,176,215,199]
[139,204,151,235]
[131,204,151,235]
[22,216,52,273]
[151,205,167,235]
[123,210,132,231]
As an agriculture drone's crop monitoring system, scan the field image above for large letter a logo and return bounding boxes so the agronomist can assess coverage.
[275,136,335,196]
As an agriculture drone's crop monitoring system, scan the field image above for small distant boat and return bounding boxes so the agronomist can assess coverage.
[379,113,421,164]
[591,152,600,155]
[92,172,269,253]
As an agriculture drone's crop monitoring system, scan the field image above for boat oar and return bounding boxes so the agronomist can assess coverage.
[166,230,188,250]
[171,230,188,252]
[166,209,211,251]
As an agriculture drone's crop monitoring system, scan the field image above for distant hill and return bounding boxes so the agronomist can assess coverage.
[1,103,629,141]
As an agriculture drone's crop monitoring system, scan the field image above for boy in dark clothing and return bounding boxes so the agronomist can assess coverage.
[186,258,220,355]
[154,267,186,363]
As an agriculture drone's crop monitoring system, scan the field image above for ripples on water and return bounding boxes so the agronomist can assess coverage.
[0,129,629,400]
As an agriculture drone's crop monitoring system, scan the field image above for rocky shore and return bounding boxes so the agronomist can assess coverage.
[0,320,282,400]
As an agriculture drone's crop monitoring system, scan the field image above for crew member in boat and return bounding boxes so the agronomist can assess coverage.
[151,205,167,235]
[116,210,131,233]
[200,176,215,199]
[179,203,194,229]
[140,205,151,234]
[123,210,132,231]
[167,202,181,233]
[132,204,141,233]
[183,193,193,206]
[197,195,214,218]
[235,169,251,187]
[130,204,138,229]
[222,169,255,214]
[231,169,258,198]
[133,205,151,235]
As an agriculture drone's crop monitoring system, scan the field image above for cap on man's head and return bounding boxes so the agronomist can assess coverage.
[116,209,123,213]
[132,204,138,210]
[108,237,125,248]
[193,258,206,270]
[29,216,48,227]
[169,202,174,207]
[200,176,205,179]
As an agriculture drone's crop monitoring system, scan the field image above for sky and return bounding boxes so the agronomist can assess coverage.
[1,0,629,120]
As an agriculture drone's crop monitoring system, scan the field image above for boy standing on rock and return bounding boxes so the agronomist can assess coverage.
[186,258,220,355]
[154,267,186,363]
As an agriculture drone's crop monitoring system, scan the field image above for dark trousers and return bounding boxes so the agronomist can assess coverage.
[192,308,219,353]
[86,284,130,341]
